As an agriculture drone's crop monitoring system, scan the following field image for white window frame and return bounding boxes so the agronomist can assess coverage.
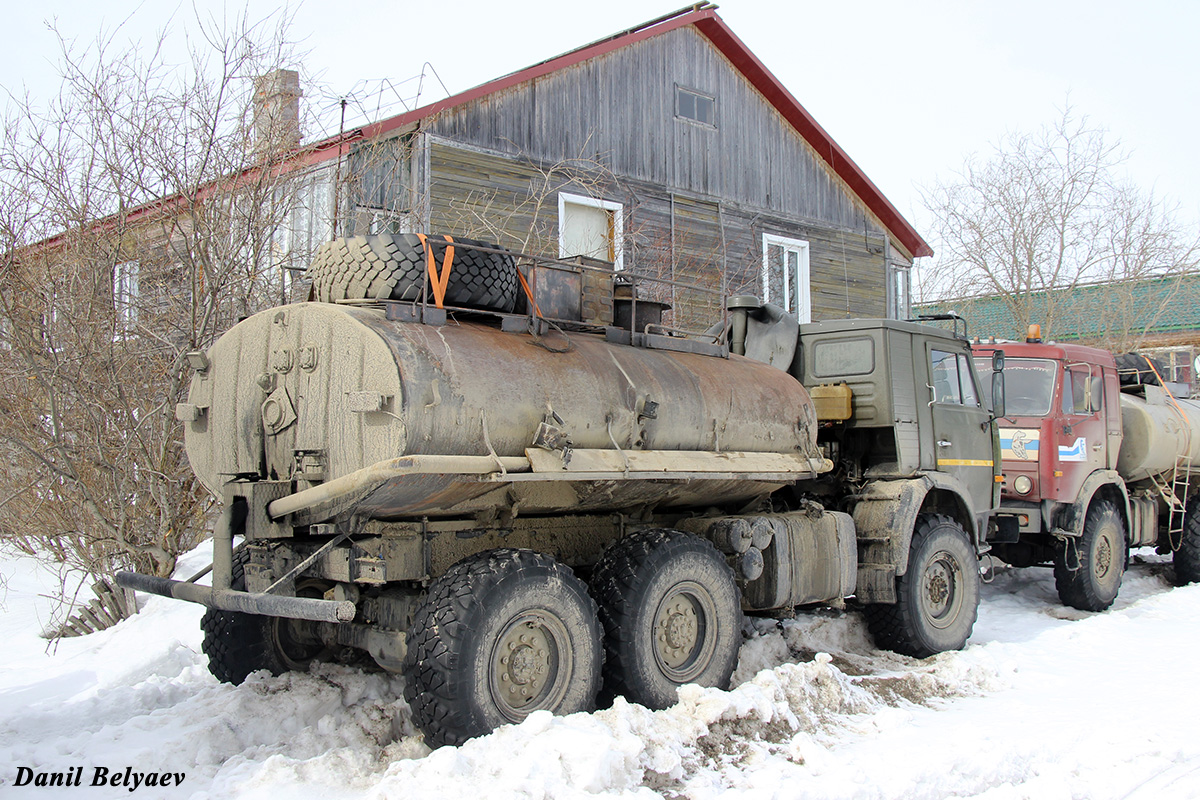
[114,259,140,328]
[889,262,912,320]
[558,192,624,270]
[761,233,811,322]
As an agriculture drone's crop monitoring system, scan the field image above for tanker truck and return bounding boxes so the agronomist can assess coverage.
[972,329,1200,611]
[118,234,1004,746]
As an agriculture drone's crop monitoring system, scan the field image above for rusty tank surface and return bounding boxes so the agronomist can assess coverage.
[180,301,826,521]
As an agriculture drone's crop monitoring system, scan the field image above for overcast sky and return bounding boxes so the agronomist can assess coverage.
[3,0,1198,248]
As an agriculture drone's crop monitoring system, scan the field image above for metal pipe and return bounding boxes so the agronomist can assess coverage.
[212,506,233,591]
[267,454,531,520]
[731,308,748,356]
[115,571,356,623]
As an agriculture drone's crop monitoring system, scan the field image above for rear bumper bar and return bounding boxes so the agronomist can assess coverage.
[115,571,356,623]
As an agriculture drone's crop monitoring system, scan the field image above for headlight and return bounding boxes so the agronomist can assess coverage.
[1013,475,1033,495]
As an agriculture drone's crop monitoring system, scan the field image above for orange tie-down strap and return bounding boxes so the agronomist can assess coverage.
[516,267,543,319]
[416,233,455,308]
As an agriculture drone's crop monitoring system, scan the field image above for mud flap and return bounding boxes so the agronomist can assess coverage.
[227,480,294,539]
[851,478,931,605]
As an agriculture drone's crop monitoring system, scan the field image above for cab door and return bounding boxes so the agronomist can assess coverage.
[926,343,997,517]
[1056,362,1108,501]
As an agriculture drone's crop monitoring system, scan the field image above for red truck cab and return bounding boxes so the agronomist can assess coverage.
[974,339,1121,511]
[972,334,1129,611]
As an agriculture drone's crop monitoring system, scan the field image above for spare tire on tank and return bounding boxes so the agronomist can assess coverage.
[1115,352,1168,387]
[307,233,518,312]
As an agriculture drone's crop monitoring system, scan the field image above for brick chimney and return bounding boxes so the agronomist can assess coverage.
[253,69,301,154]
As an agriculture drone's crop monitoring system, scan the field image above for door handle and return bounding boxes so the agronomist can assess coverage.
[937,439,952,448]
[1092,443,1103,451]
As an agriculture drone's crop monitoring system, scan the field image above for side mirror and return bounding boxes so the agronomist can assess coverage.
[991,351,1006,419]
[1084,375,1102,413]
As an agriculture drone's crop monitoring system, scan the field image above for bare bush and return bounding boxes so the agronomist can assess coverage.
[0,9,314,586]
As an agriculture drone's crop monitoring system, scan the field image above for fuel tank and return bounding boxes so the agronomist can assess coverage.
[181,302,821,518]
[1117,390,1200,482]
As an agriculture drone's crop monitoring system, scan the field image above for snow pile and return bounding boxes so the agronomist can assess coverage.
[1,548,1199,798]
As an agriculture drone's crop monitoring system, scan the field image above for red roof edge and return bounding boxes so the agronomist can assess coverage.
[72,7,930,261]
[692,15,932,258]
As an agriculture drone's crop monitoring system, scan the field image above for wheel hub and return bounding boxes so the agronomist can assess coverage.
[926,567,951,608]
[651,581,717,683]
[503,634,549,687]
[270,579,331,670]
[1095,535,1113,578]
[920,551,964,630]
[662,602,698,651]
[490,613,570,722]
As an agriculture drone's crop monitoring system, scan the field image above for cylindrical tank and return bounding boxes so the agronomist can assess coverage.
[1117,393,1200,482]
[182,302,821,518]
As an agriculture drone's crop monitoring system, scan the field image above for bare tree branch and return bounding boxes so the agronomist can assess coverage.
[917,104,1200,344]
[0,8,313,591]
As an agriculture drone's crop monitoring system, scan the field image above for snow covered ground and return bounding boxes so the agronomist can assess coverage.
[1,545,1198,799]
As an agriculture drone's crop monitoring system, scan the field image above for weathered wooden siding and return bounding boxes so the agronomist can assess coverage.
[425,142,565,256]
[424,26,883,241]
[425,139,888,324]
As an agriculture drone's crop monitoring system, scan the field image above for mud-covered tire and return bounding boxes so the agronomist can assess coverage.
[1177,495,1200,584]
[589,529,742,710]
[200,549,330,684]
[306,233,517,312]
[402,549,602,748]
[865,514,980,658]
[1055,500,1126,611]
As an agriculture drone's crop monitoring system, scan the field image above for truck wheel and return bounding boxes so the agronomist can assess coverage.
[865,514,979,658]
[1054,500,1126,611]
[307,233,517,312]
[589,529,742,710]
[402,549,602,748]
[1177,495,1200,584]
[200,550,331,684]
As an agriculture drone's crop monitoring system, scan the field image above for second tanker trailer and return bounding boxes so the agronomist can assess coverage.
[119,235,1006,746]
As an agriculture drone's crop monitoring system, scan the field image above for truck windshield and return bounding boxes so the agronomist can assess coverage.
[973,357,1058,416]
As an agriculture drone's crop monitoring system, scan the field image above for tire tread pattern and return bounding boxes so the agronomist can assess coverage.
[402,549,600,748]
[589,529,742,709]
[200,548,286,684]
[1175,494,1200,584]
[307,234,517,312]
[864,513,979,658]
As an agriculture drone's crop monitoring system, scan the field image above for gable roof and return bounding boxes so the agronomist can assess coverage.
[304,4,933,259]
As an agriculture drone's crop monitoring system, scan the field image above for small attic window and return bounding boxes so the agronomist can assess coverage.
[676,86,716,127]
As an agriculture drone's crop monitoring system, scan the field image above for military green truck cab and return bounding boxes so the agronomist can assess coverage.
[780,317,1002,655]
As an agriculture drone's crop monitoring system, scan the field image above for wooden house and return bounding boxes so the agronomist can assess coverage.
[280,4,930,329]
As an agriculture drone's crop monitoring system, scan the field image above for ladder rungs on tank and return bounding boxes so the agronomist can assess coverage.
[1151,454,1192,542]
[1141,358,1193,544]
